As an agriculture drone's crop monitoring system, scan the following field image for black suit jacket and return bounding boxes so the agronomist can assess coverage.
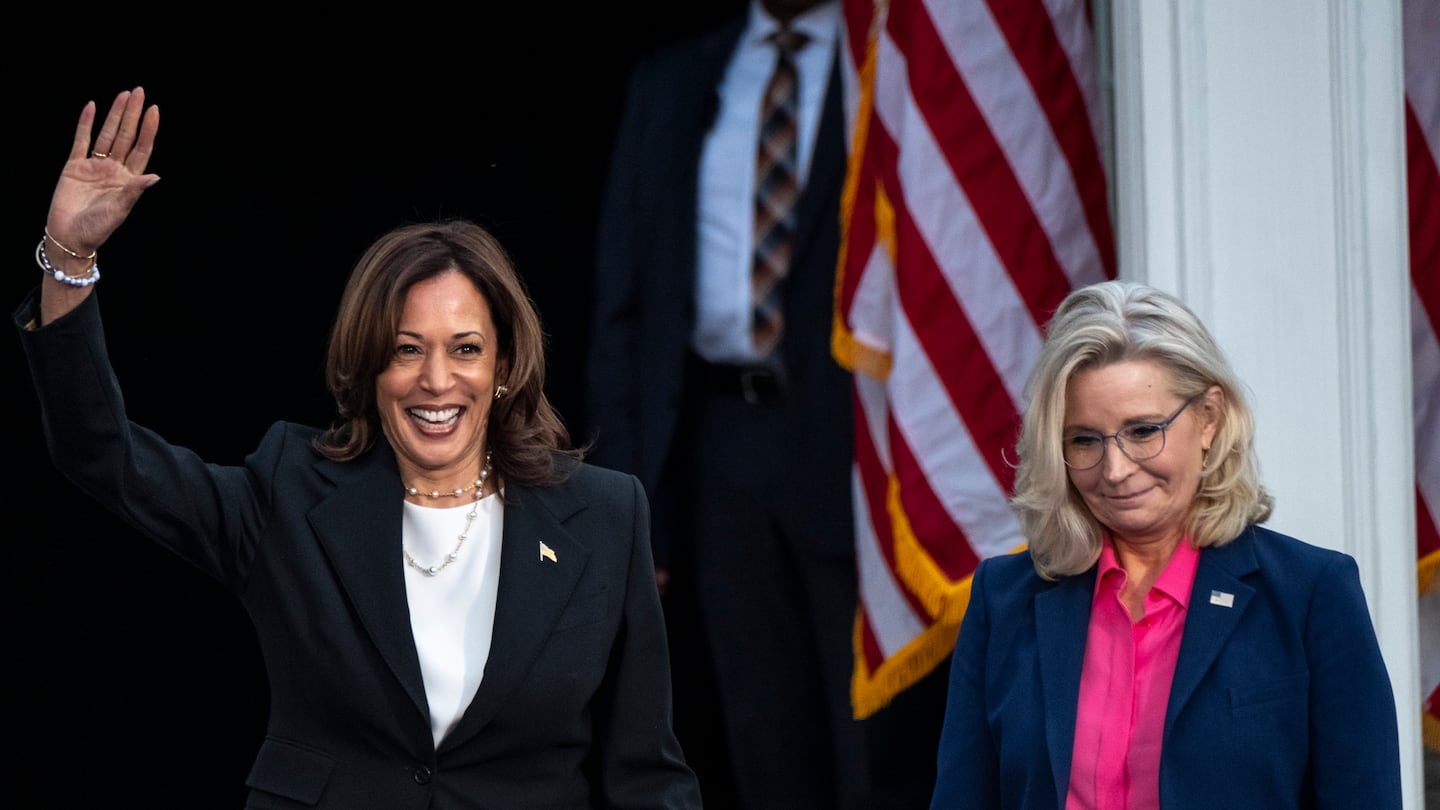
[16,290,700,810]
[585,18,854,563]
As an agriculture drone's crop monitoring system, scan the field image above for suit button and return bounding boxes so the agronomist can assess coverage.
[413,765,433,785]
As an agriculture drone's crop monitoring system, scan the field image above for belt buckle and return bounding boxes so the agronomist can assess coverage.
[739,367,778,405]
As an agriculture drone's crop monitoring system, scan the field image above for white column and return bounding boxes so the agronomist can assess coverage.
[1108,0,1422,805]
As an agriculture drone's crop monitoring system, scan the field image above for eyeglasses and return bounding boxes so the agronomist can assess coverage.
[1062,395,1199,470]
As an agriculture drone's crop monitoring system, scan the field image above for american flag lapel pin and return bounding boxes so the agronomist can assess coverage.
[1209,590,1235,608]
[539,541,557,563]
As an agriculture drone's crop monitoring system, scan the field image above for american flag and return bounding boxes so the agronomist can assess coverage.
[833,0,1115,717]
[1403,0,1440,761]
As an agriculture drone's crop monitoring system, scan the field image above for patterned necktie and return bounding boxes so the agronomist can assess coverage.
[751,26,809,356]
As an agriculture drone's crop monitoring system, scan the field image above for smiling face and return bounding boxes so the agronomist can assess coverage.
[376,271,503,492]
[1063,359,1219,554]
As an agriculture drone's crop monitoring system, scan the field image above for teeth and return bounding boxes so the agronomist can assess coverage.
[409,407,460,424]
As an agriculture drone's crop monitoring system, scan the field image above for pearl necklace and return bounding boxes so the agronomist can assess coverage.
[402,452,493,577]
[405,451,493,499]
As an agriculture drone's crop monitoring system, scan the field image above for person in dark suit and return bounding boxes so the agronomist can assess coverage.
[929,280,1403,809]
[583,1,876,807]
[17,87,701,809]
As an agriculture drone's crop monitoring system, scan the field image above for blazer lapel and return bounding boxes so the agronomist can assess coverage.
[1166,531,1258,735]
[649,20,747,348]
[307,440,430,721]
[440,481,592,750]
[1035,569,1095,802]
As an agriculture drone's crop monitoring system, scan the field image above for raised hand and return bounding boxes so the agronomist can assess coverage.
[37,87,161,326]
[45,87,161,261]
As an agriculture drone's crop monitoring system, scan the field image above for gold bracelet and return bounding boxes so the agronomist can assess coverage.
[35,239,100,287]
[43,227,98,261]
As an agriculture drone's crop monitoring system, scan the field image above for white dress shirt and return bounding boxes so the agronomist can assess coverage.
[692,0,841,364]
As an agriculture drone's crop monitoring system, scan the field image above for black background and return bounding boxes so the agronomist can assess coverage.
[5,8,742,806]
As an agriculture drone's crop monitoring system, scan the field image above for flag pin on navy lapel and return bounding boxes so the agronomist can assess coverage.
[1209,589,1235,608]
[539,541,557,563]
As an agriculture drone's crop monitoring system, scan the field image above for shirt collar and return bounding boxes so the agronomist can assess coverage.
[747,0,840,50]
[1097,532,1202,608]
[1154,537,1201,608]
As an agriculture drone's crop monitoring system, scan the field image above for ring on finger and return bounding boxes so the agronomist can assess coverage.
[91,150,110,159]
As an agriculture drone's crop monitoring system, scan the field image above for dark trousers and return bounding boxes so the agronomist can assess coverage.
[664,367,867,810]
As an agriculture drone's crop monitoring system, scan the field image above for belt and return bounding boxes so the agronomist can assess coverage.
[691,355,787,406]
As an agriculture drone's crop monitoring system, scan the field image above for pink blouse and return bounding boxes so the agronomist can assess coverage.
[1065,536,1199,810]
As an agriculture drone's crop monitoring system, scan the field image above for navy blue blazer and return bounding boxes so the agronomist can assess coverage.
[929,525,1402,809]
[16,290,700,810]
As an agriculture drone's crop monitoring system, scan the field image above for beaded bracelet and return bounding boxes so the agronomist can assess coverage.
[35,238,100,287]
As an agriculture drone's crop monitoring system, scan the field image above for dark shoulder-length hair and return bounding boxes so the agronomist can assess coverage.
[313,219,581,486]
[1011,280,1273,579]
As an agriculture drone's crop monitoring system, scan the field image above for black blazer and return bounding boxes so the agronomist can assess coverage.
[585,18,854,563]
[16,290,700,810]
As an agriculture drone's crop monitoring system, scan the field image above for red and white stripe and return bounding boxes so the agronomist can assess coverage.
[835,0,1114,716]
[1403,0,1440,756]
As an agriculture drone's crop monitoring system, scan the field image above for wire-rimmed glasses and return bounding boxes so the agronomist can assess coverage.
[1062,395,1199,470]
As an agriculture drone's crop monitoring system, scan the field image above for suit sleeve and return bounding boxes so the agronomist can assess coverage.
[1305,552,1403,807]
[14,287,272,590]
[592,473,702,809]
[930,557,1002,809]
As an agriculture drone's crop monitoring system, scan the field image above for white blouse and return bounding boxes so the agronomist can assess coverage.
[401,491,504,746]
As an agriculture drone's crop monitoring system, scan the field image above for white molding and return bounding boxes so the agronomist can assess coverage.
[1326,0,1423,795]
[1108,0,1422,804]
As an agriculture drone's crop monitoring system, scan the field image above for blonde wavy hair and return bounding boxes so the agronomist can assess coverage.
[1010,281,1273,580]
